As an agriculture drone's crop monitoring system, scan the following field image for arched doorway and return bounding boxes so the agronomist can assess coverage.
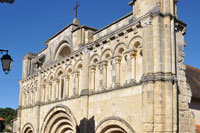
[41,105,78,133]
[96,117,135,133]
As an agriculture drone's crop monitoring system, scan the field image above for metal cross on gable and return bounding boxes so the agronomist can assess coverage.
[73,0,80,18]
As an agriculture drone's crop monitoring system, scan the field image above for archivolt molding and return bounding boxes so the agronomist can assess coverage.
[65,64,73,74]
[47,72,54,82]
[55,67,64,78]
[128,36,143,49]
[100,48,113,62]
[22,122,34,133]
[74,59,83,71]
[54,40,71,61]
[41,105,78,133]
[90,54,100,65]
[96,116,135,133]
[114,42,127,56]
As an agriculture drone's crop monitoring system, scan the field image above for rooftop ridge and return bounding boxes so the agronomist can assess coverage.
[186,64,200,71]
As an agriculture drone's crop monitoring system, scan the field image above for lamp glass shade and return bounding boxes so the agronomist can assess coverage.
[1,54,13,74]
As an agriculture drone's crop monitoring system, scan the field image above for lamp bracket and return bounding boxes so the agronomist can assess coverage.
[0,49,8,54]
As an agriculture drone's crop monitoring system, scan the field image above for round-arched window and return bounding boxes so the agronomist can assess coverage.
[55,43,71,60]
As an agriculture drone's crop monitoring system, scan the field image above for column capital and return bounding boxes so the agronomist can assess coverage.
[65,75,70,80]
[102,61,108,67]
[53,78,59,83]
[113,56,122,64]
[89,65,96,70]
[73,72,80,77]
[47,81,52,85]
[130,51,137,58]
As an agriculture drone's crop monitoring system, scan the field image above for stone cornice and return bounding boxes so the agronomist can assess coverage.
[141,72,177,83]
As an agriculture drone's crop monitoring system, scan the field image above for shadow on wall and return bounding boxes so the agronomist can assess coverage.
[78,116,95,133]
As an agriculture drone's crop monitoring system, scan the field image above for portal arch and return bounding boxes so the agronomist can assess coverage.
[22,123,34,133]
[96,117,135,133]
[41,105,78,133]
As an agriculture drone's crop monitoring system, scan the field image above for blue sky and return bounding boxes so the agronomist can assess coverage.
[0,0,199,109]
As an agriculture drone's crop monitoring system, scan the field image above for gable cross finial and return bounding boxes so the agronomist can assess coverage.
[73,0,80,18]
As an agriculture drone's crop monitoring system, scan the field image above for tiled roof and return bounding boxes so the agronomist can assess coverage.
[0,117,4,121]
[185,65,200,99]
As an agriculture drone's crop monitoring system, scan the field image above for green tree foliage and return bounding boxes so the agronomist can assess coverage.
[3,128,11,132]
[0,108,17,131]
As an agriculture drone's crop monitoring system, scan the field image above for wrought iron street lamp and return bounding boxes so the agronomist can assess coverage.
[0,0,14,4]
[0,49,13,74]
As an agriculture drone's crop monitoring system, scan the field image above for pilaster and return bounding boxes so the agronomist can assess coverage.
[141,12,178,132]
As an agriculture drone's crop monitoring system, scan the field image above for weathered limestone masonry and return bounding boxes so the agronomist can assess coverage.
[17,0,195,133]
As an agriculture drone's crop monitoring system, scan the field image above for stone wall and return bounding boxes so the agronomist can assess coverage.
[176,27,195,132]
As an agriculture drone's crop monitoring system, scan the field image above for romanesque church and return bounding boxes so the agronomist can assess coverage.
[17,0,200,133]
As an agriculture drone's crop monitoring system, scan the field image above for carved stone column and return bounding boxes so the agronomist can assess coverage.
[114,57,121,86]
[130,52,136,82]
[25,91,27,106]
[45,84,49,102]
[74,72,80,96]
[58,77,62,100]
[89,65,96,92]
[30,90,33,105]
[52,79,57,101]
[42,85,46,103]
[124,53,131,84]
[98,63,103,92]
[102,61,108,90]
[28,90,30,106]
[55,79,59,100]
[32,89,35,105]
[26,91,28,106]
[47,82,52,102]
[65,75,70,98]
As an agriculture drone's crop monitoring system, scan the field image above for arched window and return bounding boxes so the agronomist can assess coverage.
[114,43,127,86]
[101,49,113,90]
[134,42,143,82]
[58,46,71,59]
[89,55,100,92]
[55,43,71,60]
[56,71,63,100]
[129,38,143,82]
[65,67,73,98]
[42,79,47,103]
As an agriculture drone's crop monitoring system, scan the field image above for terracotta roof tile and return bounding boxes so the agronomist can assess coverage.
[185,65,200,98]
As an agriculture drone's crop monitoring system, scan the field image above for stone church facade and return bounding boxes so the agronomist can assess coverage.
[17,0,196,133]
